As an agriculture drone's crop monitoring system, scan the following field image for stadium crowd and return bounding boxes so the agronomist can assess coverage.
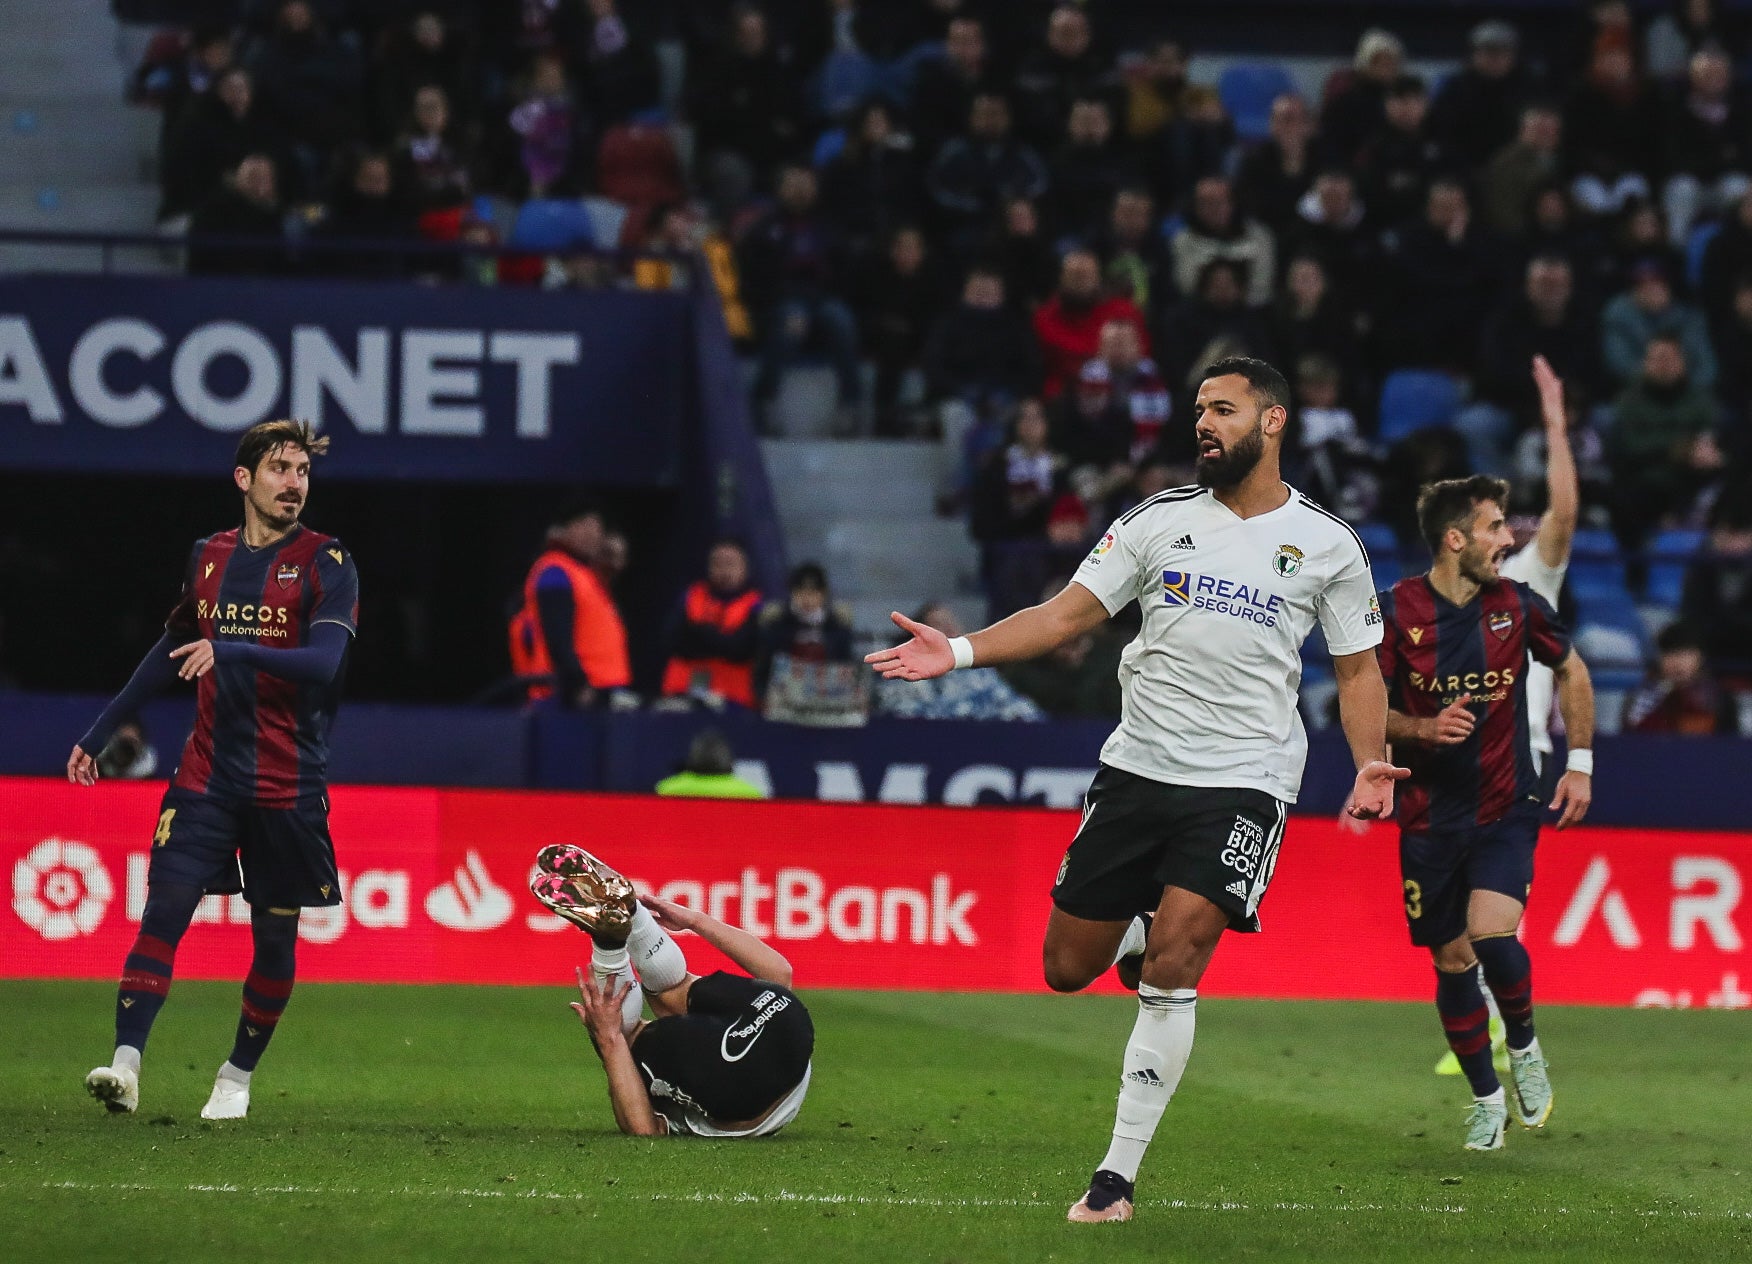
[112,0,1752,727]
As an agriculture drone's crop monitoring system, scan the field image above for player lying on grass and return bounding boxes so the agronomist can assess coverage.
[531,846,814,1137]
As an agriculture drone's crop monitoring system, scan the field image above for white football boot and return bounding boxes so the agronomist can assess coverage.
[85,1065,139,1114]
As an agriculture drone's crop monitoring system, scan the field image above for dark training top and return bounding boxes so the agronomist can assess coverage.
[1378,575,1571,834]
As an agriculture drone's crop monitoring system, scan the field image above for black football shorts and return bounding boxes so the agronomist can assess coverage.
[1050,765,1290,932]
[1398,799,1541,947]
[148,786,343,908]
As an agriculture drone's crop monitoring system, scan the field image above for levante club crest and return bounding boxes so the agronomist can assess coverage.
[1272,544,1304,577]
[277,563,301,589]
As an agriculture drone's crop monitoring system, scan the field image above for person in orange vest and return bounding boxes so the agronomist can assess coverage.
[509,503,632,705]
[660,540,763,708]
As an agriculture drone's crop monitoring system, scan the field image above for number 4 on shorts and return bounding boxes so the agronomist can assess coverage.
[154,808,176,847]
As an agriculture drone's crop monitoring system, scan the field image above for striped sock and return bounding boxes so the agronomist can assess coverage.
[228,909,298,1072]
[1435,964,1500,1098]
[1472,933,1535,1051]
[115,883,204,1055]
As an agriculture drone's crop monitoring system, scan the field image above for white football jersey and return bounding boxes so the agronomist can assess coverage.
[1498,542,1568,759]
[1072,484,1383,802]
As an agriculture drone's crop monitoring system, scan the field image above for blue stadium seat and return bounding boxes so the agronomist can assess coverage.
[1646,528,1704,608]
[1574,598,1651,672]
[1687,220,1721,293]
[1566,527,1626,601]
[815,49,879,119]
[1377,370,1461,444]
[811,128,847,168]
[508,198,595,252]
[1217,63,1295,142]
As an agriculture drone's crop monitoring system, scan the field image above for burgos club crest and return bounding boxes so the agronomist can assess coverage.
[1272,544,1305,578]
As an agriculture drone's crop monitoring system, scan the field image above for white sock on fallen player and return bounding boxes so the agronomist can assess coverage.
[1098,983,1197,1183]
[590,943,644,1036]
[1110,916,1148,967]
[627,904,688,993]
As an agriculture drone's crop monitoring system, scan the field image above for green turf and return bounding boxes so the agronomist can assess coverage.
[1,981,1747,1263]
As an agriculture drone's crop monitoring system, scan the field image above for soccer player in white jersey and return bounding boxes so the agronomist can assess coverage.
[867,357,1408,1223]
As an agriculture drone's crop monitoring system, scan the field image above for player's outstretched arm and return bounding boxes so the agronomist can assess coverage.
[641,894,793,989]
[571,968,666,1136]
[865,581,1109,681]
[1530,355,1578,569]
[1551,649,1595,830]
[1332,649,1409,819]
[67,632,187,785]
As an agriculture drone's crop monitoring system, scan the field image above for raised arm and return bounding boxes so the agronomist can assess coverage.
[1530,355,1578,570]
[865,581,1110,681]
[1550,649,1595,830]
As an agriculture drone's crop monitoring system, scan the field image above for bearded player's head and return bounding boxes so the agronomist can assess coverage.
[1193,356,1289,490]
[1417,475,1515,586]
[234,419,329,532]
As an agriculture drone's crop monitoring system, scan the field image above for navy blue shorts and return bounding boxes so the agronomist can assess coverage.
[148,786,342,909]
[1398,801,1540,948]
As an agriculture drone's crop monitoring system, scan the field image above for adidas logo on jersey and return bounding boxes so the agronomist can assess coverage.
[1225,879,1248,899]
[1170,534,1196,550]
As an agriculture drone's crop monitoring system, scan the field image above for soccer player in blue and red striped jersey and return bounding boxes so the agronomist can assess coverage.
[69,419,359,1122]
[1377,475,1595,1152]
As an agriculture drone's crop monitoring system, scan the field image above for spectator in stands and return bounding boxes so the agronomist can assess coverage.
[1271,254,1364,399]
[1709,273,1752,421]
[687,3,804,206]
[1054,320,1174,477]
[819,99,924,269]
[1086,186,1167,315]
[1699,189,1752,331]
[1646,0,1739,83]
[1356,74,1443,232]
[484,0,581,74]
[988,195,1059,307]
[246,0,365,168]
[1659,48,1750,247]
[96,718,160,782]
[1380,424,1470,549]
[633,202,753,341]
[160,67,292,222]
[922,265,1042,444]
[1121,37,1191,142]
[1606,333,1726,552]
[874,601,1046,721]
[1565,45,1658,220]
[1284,168,1374,307]
[661,540,763,710]
[1321,27,1405,167]
[1149,83,1235,199]
[1602,259,1717,391]
[396,84,473,212]
[188,154,288,276]
[740,163,863,433]
[1000,580,1124,717]
[508,503,632,707]
[926,92,1050,243]
[1377,177,1497,372]
[654,730,767,799]
[1479,103,1564,238]
[1681,500,1752,672]
[1235,93,1319,235]
[1170,175,1275,309]
[372,9,474,142]
[312,150,413,278]
[855,226,947,434]
[910,15,994,160]
[578,0,660,125]
[1604,199,1684,296]
[972,398,1063,546]
[1033,248,1150,399]
[1013,3,1121,148]
[1428,20,1533,172]
[1046,98,1138,240]
[753,562,857,708]
[1292,354,1380,524]
[507,53,583,196]
[1622,621,1741,734]
[1158,259,1276,392]
[1461,256,1601,474]
[136,23,235,151]
[1521,185,1612,301]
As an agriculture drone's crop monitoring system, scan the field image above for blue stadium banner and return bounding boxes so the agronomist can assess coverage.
[0,275,690,483]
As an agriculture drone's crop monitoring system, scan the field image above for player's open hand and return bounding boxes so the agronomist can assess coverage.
[638,892,702,934]
[170,639,217,680]
[1550,769,1592,830]
[571,966,634,1049]
[1427,694,1476,745]
[1347,759,1410,822]
[864,611,954,681]
[66,745,99,787]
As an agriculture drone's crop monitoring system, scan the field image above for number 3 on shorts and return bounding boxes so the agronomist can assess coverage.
[154,808,176,847]
[1403,878,1422,920]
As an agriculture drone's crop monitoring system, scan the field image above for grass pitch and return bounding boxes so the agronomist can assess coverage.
[1,982,1747,1263]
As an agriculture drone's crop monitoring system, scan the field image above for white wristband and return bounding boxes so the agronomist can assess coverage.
[1566,749,1594,776]
[948,636,975,670]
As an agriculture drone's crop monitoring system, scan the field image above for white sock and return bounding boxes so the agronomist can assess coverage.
[217,1060,251,1086]
[1476,1086,1506,1106]
[112,1045,141,1075]
[1110,916,1148,967]
[1097,984,1196,1182]
[1509,1035,1541,1059]
[591,943,644,1036]
[627,904,688,993]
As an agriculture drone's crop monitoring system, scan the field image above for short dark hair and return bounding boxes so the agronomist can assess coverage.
[549,496,604,528]
[1201,356,1291,411]
[1388,73,1426,96]
[235,419,328,477]
[1415,475,1511,554]
[1656,621,1704,655]
[789,561,828,592]
[683,728,735,776]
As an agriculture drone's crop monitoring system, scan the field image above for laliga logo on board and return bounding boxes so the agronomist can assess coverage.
[12,838,113,940]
